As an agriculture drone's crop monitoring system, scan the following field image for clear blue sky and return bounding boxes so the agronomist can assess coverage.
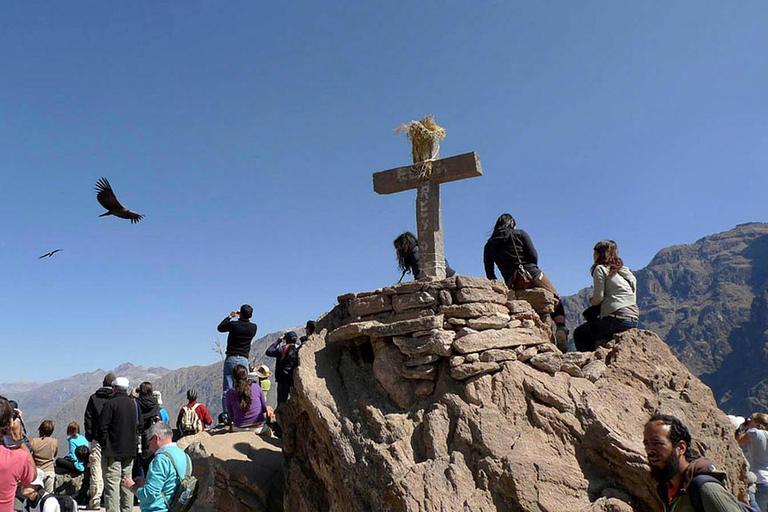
[2,2,767,382]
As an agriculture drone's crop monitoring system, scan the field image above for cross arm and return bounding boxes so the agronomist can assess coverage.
[372,152,482,195]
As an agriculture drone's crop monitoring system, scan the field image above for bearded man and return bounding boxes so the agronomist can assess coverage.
[643,414,747,511]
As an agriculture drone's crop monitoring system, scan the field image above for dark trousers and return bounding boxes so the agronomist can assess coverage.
[276,382,291,406]
[573,316,637,352]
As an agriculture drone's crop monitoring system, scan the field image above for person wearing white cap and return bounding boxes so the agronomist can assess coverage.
[152,391,169,424]
[20,468,76,511]
[98,377,138,512]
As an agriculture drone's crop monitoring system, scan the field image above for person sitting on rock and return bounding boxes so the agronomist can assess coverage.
[643,414,745,511]
[394,231,456,283]
[20,468,75,512]
[54,422,88,476]
[300,320,316,343]
[29,420,58,493]
[266,331,302,406]
[176,389,212,436]
[483,213,568,351]
[225,365,270,435]
[573,240,638,352]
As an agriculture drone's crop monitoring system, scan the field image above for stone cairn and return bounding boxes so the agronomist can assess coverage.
[327,275,605,406]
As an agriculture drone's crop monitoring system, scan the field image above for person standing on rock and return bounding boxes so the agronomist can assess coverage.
[573,240,639,352]
[737,413,768,512]
[84,372,115,510]
[643,414,747,512]
[98,377,138,512]
[217,304,258,420]
[265,331,301,406]
[483,213,568,351]
[393,231,456,282]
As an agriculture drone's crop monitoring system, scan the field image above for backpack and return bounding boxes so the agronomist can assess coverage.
[33,494,77,512]
[688,474,759,512]
[160,451,198,512]
[180,403,202,435]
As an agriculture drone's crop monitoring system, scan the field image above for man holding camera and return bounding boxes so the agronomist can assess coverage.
[217,304,258,418]
[0,397,35,512]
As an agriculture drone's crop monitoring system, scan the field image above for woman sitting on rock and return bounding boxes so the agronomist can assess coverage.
[573,240,639,352]
[29,420,58,493]
[226,364,271,435]
[54,421,88,475]
[483,213,568,351]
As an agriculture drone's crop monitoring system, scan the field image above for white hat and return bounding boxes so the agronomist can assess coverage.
[29,468,45,488]
[112,377,129,390]
[255,365,272,379]
[153,391,163,405]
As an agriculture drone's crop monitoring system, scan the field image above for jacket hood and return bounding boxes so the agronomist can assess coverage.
[656,457,726,502]
[94,386,113,399]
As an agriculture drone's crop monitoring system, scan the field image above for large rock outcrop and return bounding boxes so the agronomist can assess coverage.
[178,430,284,512]
[281,276,748,512]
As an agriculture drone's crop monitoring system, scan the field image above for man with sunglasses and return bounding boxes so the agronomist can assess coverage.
[121,423,190,512]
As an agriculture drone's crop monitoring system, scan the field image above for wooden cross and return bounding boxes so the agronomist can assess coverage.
[373,151,482,279]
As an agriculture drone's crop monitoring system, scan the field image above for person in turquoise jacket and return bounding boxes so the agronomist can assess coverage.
[121,422,191,512]
[54,421,89,473]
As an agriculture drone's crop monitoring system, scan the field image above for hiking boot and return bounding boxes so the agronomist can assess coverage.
[555,325,569,352]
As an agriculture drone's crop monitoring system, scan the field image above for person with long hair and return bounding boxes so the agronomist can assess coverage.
[573,240,639,351]
[393,231,456,282]
[54,421,89,475]
[225,364,270,435]
[738,413,768,512]
[483,214,568,351]
[29,420,58,493]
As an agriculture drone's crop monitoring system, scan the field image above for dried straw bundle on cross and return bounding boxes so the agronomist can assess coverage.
[394,115,446,179]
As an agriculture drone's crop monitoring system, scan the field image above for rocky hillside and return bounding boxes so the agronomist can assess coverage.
[281,275,747,511]
[564,222,768,414]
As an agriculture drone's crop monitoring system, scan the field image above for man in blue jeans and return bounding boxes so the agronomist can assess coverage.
[217,304,257,420]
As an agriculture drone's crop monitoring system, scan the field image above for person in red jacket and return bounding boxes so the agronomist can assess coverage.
[176,389,212,437]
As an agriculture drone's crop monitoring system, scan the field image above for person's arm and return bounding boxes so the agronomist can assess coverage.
[84,397,94,442]
[99,402,112,446]
[200,405,212,427]
[54,439,59,458]
[518,231,538,266]
[265,337,284,357]
[135,456,168,505]
[483,243,497,280]
[217,311,239,333]
[699,480,745,511]
[67,437,77,460]
[590,266,607,306]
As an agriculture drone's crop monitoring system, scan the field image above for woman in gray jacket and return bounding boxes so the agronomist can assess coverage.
[573,240,639,351]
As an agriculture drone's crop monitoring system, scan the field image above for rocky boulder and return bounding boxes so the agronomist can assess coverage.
[178,430,284,512]
[280,276,748,512]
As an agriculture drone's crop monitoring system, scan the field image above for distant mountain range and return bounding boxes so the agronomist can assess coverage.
[564,222,768,414]
[0,328,297,448]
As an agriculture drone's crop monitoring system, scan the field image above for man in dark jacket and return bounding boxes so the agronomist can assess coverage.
[98,377,138,512]
[83,372,115,510]
[217,304,258,417]
[266,331,301,406]
[643,414,745,511]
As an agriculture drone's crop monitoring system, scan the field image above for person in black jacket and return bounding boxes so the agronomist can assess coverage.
[83,372,114,510]
[98,377,138,512]
[266,331,301,406]
[483,213,568,351]
[394,231,456,282]
[217,304,258,418]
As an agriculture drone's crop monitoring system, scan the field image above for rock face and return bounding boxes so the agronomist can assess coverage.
[564,222,768,414]
[178,430,284,512]
[281,276,749,512]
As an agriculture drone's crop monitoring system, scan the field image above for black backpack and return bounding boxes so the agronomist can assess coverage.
[688,474,759,512]
[28,494,77,512]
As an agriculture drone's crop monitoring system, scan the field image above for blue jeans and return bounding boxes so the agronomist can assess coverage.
[756,482,768,512]
[222,355,249,414]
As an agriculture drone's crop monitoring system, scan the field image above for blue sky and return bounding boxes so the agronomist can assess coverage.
[1,2,767,382]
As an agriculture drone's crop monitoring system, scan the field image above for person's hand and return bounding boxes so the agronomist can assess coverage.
[266,406,275,420]
[230,310,239,318]
[121,475,135,489]
[134,476,145,488]
[10,409,23,441]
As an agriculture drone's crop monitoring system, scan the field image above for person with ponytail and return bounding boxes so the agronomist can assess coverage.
[225,365,270,435]
[573,240,639,351]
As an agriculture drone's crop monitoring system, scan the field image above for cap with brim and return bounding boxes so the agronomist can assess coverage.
[112,377,129,389]
[255,365,272,378]
[29,468,45,488]
[153,391,163,405]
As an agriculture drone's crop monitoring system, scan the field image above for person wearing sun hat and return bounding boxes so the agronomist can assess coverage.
[248,365,273,399]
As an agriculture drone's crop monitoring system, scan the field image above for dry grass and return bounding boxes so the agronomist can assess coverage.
[394,115,446,167]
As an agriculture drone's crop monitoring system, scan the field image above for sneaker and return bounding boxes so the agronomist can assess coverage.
[555,326,569,352]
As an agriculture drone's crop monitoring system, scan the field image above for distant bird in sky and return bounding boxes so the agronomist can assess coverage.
[95,177,145,224]
[38,249,62,259]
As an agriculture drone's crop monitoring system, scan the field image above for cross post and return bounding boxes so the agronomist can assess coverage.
[373,151,482,279]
